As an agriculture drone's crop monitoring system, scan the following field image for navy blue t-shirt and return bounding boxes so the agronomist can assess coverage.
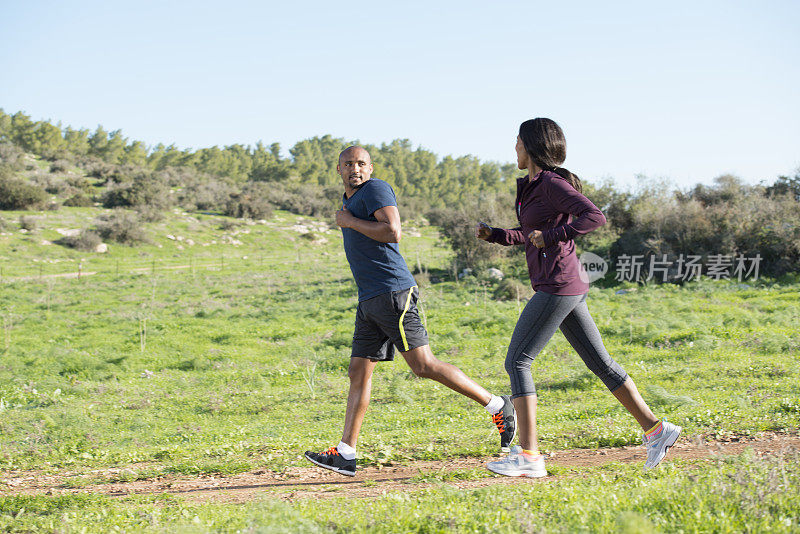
[342,178,416,301]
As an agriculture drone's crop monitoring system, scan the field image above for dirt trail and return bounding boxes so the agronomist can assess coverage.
[2,433,798,503]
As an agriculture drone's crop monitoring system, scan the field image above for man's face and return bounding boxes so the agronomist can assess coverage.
[337,148,373,189]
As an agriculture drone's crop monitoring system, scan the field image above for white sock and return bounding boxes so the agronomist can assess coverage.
[484,394,504,415]
[336,441,356,460]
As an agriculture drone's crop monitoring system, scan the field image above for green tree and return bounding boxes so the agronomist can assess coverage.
[290,135,349,185]
[121,140,148,167]
[251,141,289,182]
[0,109,12,142]
[64,127,90,158]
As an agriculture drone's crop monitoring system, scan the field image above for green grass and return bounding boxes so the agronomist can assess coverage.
[1,204,799,531]
[0,450,797,532]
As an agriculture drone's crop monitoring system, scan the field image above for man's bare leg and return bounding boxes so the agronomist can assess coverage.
[400,345,491,405]
[341,357,377,447]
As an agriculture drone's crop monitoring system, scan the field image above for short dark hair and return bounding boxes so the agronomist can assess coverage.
[338,145,371,165]
[519,118,582,193]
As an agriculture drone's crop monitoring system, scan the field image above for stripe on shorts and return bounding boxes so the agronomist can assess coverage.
[398,285,417,351]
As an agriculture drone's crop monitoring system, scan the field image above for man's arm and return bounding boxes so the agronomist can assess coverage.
[336,205,402,243]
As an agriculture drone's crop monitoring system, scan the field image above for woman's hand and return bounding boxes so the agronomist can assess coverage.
[528,229,545,248]
[476,222,492,241]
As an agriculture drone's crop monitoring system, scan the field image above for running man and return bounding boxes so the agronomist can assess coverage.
[304,146,515,476]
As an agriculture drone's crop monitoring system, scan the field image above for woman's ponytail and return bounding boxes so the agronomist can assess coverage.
[552,167,583,193]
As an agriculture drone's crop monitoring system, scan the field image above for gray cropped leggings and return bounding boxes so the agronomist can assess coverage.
[506,291,628,399]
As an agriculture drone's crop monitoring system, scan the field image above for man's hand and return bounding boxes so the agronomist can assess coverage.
[476,222,492,241]
[528,229,545,248]
[336,208,355,229]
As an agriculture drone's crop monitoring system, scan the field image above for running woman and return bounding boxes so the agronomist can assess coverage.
[477,119,680,478]
[304,146,515,477]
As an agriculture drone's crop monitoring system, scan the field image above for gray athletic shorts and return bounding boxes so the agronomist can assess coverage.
[352,286,429,361]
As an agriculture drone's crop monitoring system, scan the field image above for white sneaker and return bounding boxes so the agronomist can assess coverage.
[643,420,681,470]
[486,446,547,478]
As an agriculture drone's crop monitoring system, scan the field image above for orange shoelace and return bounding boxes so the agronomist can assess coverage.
[492,411,505,433]
[323,446,340,456]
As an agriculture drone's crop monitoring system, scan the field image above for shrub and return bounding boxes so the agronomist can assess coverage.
[224,182,274,219]
[176,177,235,212]
[134,204,165,222]
[95,210,148,245]
[19,215,40,231]
[105,165,147,185]
[63,194,94,207]
[0,176,48,210]
[609,174,800,278]
[30,171,64,194]
[429,191,516,270]
[101,173,171,212]
[59,230,102,251]
[81,159,116,181]
[0,143,25,170]
[493,277,532,301]
[218,219,242,231]
[66,175,92,192]
[263,183,339,218]
[49,160,70,173]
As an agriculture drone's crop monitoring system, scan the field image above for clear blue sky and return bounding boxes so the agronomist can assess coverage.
[2,0,798,189]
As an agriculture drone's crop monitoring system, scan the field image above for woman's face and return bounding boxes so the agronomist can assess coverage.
[515,135,529,170]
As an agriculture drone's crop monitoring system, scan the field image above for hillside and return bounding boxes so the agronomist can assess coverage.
[1,185,799,530]
[2,109,800,279]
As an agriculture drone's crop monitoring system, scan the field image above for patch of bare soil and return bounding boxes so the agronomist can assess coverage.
[1,433,797,503]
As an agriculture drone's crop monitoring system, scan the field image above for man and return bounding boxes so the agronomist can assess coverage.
[303,146,515,476]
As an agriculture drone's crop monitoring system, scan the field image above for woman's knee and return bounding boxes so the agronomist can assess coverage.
[505,350,529,377]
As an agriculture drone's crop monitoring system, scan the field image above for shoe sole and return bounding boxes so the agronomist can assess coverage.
[486,465,547,478]
[304,453,356,477]
[645,426,682,470]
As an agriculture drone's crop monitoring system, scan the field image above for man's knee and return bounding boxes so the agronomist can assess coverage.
[404,347,439,379]
[348,358,373,383]
[409,358,436,379]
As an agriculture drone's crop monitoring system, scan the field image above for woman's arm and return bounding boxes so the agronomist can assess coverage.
[541,177,606,247]
[476,222,527,246]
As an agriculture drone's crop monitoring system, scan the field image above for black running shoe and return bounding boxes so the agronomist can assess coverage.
[492,395,517,452]
[304,446,356,477]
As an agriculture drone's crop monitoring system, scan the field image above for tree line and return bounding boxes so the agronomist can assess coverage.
[1,108,798,279]
[0,109,516,207]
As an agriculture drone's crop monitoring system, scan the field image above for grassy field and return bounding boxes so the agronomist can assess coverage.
[1,204,799,532]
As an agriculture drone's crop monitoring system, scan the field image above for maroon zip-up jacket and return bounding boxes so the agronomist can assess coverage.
[487,170,606,295]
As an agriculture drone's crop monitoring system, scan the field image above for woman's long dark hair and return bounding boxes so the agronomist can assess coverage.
[519,118,583,193]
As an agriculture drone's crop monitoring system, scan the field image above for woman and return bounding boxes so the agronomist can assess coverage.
[477,118,680,477]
